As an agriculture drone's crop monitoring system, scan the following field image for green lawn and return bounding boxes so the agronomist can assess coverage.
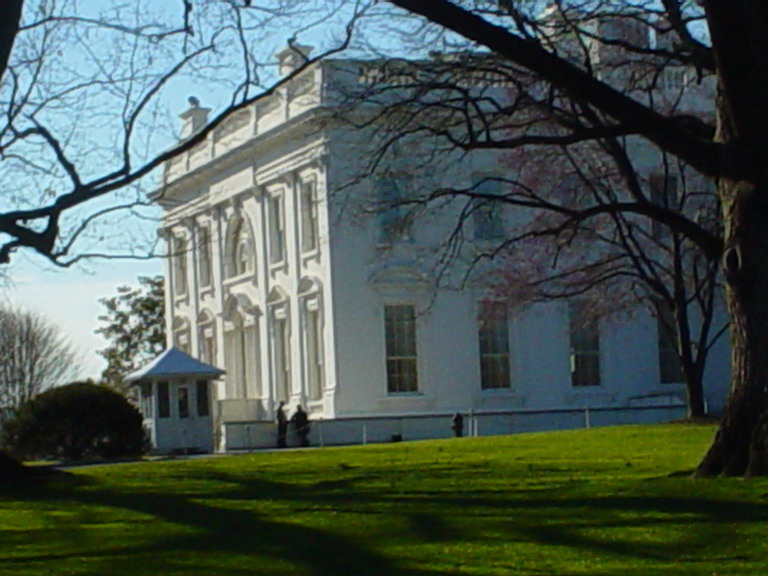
[2,424,767,575]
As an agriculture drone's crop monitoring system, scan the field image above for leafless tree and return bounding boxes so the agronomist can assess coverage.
[0,0,361,266]
[347,0,768,477]
[0,304,80,417]
[330,37,724,419]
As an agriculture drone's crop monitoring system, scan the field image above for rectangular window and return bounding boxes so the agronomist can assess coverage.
[273,316,290,403]
[201,331,215,365]
[306,306,324,400]
[657,305,684,384]
[244,323,259,397]
[649,172,678,237]
[268,194,285,264]
[478,301,511,389]
[375,176,411,243]
[198,227,212,288]
[178,386,190,419]
[172,238,188,296]
[384,305,418,393]
[569,301,601,387]
[158,381,170,418]
[196,380,210,417]
[472,177,505,240]
[300,180,319,253]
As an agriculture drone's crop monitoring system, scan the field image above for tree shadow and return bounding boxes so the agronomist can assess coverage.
[4,462,768,575]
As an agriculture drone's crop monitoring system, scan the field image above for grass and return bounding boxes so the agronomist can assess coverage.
[1,423,767,575]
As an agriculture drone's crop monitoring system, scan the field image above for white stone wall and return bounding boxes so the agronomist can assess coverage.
[157,56,730,453]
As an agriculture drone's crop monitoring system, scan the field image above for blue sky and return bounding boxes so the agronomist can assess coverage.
[6,254,162,380]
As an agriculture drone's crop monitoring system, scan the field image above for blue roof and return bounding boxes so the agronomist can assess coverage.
[126,347,225,382]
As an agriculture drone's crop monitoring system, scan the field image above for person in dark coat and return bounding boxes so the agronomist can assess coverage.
[291,405,310,447]
[451,412,464,438]
[275,401,288,448]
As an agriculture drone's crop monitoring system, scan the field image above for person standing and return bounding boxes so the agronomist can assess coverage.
[451,412,464,438]
[275,401,288,448]
[291,405,310,447]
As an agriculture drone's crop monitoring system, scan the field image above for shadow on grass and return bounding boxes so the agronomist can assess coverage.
[6,463,768,575]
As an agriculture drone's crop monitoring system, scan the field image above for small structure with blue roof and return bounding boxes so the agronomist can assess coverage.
[126,347,225,454]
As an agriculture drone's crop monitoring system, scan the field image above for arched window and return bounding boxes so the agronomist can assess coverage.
[198,309,217,365]
[172,317,191,354]
[223,296,260,400]
[225,217,255,278]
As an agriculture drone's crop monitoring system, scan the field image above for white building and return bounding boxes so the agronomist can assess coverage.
[156,42,729,452]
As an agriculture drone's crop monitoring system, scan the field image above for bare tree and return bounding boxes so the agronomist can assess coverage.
[0,304,80,417]
[330,36,724,419]
[0,0,361,266]
[345,0,768,477]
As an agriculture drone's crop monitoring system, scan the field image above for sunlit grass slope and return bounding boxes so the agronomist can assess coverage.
[2,424,767,576]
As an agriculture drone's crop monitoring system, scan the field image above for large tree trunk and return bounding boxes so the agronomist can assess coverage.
[696,179,768,476]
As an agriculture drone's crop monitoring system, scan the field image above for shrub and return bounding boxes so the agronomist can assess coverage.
[3,382,145,461]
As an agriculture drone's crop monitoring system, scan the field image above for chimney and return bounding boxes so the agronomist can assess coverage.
[275,44,314,77]
[179,96,211,139]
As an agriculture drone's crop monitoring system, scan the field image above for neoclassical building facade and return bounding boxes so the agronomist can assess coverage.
[156,42,729,452]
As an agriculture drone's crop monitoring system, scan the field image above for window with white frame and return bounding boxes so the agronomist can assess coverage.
[272,307,291,403]
[268,193,286,264]
[384,305,418,393]
[569,301,601,387]
[472,176,505,240]
[224,310,255,400]
[657,303,684,384]
[478,301,511,390]
[300,179,319,253]
[375,176,411,243]
[172,237,188,296]
[226,218,254,278]
[199,317,216,366]
[173,318,190,354]
[304,299,323,400]
[198,226,213,288]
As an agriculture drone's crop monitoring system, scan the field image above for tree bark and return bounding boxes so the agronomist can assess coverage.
[696,179,768,476]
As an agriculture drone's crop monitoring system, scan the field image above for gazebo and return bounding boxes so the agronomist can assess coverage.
[126,347,225,454]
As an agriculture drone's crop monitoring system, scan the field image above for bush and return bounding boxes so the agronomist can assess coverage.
[3,382,146,461]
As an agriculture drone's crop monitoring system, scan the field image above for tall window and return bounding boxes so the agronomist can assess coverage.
[200,328,216,365]
[305,304,323,400]
[478,301,511,389]
[657,304,684,384]
[569,301,601,387]
[172,237,188,296]
[268,194,285,264]
[273,314,290,402]
[224,311,257,399]
[300,179,319,253]
[178,387,190,419]
[196,380,210,417]
[158,381,170,418]
[375,176,411,243]
[384,305,418,393]
[649,172,679,238]
[472,176,505,240]
[226,219,254,278]
[198,227,212,288]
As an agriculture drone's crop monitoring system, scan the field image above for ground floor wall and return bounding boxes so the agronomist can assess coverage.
[221,403,687,451]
